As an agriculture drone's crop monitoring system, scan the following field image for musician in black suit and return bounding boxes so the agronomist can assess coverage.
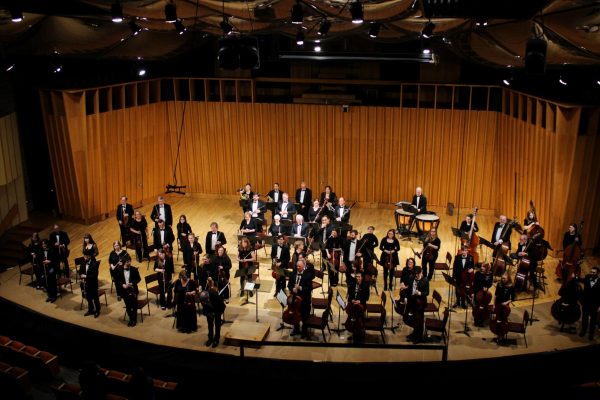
[492,215,513,258]
[247,193,266,232]
[405,266,429,343]
[472,263,493,327]
[49,224,70,277]
[342,230,361,271]
[150,196,173,228]
[154,249,174,310]
[411,187,427,214]
[205,222,227,256]
[200,278,226,347]
[333,197,351,224]
[291,214,309,239]
[319,185,337,206]
[295,181,312,220]
[116,196,134,243]
[580,266,600,340]
[182,233,203,284]
[325,229,343,286]
[271,235,291,296]
[276,192,296,221]
[28,233,43,290]
[79,254,100,317]
[287,260,313,338]
[452,246,475,308]
[267,182,283,204]
[512,234,538,290]
[40,239,58,303]
[459,214,479,234]
[359,226,379,269]
[153,219,175,252]
[269,214,291,237]
[118,255,142,327]
[346,271,370,343]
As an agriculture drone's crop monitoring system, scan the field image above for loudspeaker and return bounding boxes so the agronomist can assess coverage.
[217,37,260,70]
[525,38,547,75]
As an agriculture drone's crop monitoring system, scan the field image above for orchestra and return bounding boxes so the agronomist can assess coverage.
[19,185,596,349]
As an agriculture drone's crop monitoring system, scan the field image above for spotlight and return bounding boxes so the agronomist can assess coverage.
[5,62,15,72]
[421,21,435,38]
[129,20,141,35]
[315,45,321,52]
[597,80,600,86]
[220,17,233,35]
[368,22,380,38]
[53,65,62,74]
[296,30,304,46]
[164,2,177,23]
[559,77,567,86]
[291,1,303,25]
[475,17,488,27]
[111,2,123,23]
[318,19,331,36]
[138,69,146,77]
[10,7,23,22]
[422,48,431,54]
[502,78,511,86]
[350,1,364,24]
[174,20,186,35]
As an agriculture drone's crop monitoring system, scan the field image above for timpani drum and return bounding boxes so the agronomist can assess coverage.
[395,209,414,226]
[415,214,440,234]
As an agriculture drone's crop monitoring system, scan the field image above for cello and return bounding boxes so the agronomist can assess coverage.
[282,293,303,326]
[556,220,584,281]
[490,274,514,342]
[461,208,480,265]
[551,276,582,331]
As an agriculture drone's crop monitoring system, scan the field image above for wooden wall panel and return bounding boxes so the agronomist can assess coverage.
[40,90,600,250]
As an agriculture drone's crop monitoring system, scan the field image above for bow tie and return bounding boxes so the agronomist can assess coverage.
[160,229,165,231]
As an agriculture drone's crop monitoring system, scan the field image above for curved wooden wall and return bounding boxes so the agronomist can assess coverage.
[39,81,600,252]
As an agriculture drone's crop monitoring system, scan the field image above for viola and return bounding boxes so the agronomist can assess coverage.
[282,294,303,325]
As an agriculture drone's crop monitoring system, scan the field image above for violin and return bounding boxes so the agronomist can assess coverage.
[282,294,303,325]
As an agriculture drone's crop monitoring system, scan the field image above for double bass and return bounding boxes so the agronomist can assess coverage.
[489,303,510,339]
[461,207,480,265]
[472,288,493,325]
[555,220,584,281]
[282,293,303,325]
[551,278,581,331]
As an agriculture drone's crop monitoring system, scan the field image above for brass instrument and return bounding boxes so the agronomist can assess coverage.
[238,188,250,201]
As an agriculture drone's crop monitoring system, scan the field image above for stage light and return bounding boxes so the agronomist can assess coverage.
[129,20,141,35]
[350,1,364,24]
[111,2,123,23]
[421,21,435,38]
[475,17,488,27]
[559,76,567,86]
[597,80,600,86]
[138,68,146,77]
[368,22,380,38]
[502,78,511,86]
[174,20,186,35]
[5,62,15,72]
[296,30,304,46]
[525,38,547,74]
[315,45,321,52]
[53,65,62,74]
[422,48,431,54]
[220,17,233,35]
[165,2,177,23]
[10,7,23,22]
[291,1,303,25]
[318,19,331,36]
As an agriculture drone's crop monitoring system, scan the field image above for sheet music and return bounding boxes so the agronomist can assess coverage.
[336,291,346,310]
[276,289,288,307]
[244,282,255,291]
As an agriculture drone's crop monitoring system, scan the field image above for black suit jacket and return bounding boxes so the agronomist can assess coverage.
[333,205,350,223]
[319,192,337,205]
[151,203,173,227]
[342,238,360,265]
[491,222,512,245]
[116,204,134,223]
[411,195,427,213]
[276,201,296,220]
[295,188,312,209]
[406,276,430,305]
[291,223,309,238]
[347,280,370,305]
[452,254,475,282]
[153,227,175,251]
[271,243,291,266]
[287,270,312,300]
[581,275,600,309]
[246,200,266,220]
[205,231,227,255]
[78,258,99,290]
[267,190,283,204]
[117,267,141,295]
[49,231,70,249]
[40,247,59,275]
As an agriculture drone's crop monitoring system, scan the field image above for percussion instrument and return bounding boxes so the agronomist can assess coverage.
[395,209,414,227]
[415,214,440,234]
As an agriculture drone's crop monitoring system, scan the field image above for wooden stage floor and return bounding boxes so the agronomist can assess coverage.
[0,195,597,363]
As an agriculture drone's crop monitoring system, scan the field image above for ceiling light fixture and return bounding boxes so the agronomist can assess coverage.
[422,48,431,54]
[53,65,62,74]
[165,2,178,23]
[369,22,380,38]
[421,21,435,38]
[10,7,23,22]
[350,1,364,24]
[174,20,186,35]
[318,19,331,36]
[559,77,567,86]
[291,1,303,25]
[502,78,511,86]
[138,69,146,77]
[129,20,141,35]
[111,2,123,23]
[296,30,305,46]
[5,62,15,72]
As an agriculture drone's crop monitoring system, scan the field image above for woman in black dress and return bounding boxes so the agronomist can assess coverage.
[210,246,232,300]
[82,233,99,258]
[239,211,257,240]
[108,241,128,300]
[176,214,192,250]
[379,229,400,291]
[236,237,256,296]
[182,232,204,285]
[174,271,197,333]
[129,211,149,262]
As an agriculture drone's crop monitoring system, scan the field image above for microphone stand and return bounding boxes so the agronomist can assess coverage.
[456,294,472,337]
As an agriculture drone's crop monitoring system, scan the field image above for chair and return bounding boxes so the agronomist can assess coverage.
[363,309,387,343]
[425,307,450,344]
[507,310,529,348]
[425,289,442,319]
[52,383,82,400]
[145,272,162,308]
[80,288,109,310]
[18,261,35,286]
[123,294,151,323]
[366,291,386,319]
[73,256,84,283]
[312,269,325,296]
[312,287,333,321]
[305,306,331,342]
[392,268,403,290]
[433,252,452,281]
[105,369,131,397]
[154,378,178,398]
[56,275,73,298]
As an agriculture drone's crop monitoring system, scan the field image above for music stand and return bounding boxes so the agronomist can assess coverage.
[332,291,347,336]
[266,201,278,215]
[386,290,400,333]
[442,272,457,314]
[451,227,469,242]
[276,289,293,332]
[235,264,257,305]
[261,235,274,248]
[336,222,352,239]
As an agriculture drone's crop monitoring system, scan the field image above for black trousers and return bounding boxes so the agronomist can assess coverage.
[46,272,57,300]
[423,258,436,281]
[581,305,598,337]
[86,286,100,313]
[158,279,173,308]
[124,294,137,322]
[206,313,222,341]
[382,266,395,289]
